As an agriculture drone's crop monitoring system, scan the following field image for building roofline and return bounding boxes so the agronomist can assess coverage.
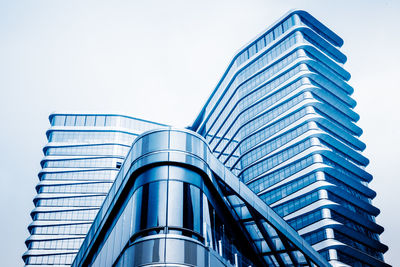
[48,111,168,127]
[190,9,344,131]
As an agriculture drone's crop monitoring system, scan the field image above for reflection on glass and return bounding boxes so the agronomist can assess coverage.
[142,131,169,154]
[52,115,66,126]
[95,116,105,127]
[86,116,95,126]
[167,181,183,228]
[132,181,167,234]
[165,238,205,266]
[75,116,85,126]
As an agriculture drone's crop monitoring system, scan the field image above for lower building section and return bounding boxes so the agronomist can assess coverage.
[91,164,257,267]
[72,128,330,267]
[114,235,249,267]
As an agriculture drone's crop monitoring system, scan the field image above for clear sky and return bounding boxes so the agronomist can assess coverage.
[1,0,398,265]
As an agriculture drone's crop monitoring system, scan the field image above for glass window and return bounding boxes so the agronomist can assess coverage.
[135,165,168,189]
[274,24,283,37]
[256,38,265,52]
[75,115,85,126]
[265,32,273,44]
[147,181,167,229]
[96,116,106,127]
[248,45,257,58]
[167,181,183,228]
[141,131,169,154]
[130,238,165,265]
[168,165,202,188]
[165,238,206,266]
[133,181,167,233]
[65,115,76,126]
[52,115,66,126]
[167,181,202,234]
[132,187,143,234]
[105,116,117,127]
[86,116,95,126]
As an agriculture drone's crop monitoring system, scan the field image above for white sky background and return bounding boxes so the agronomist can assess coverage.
[0,0,399,265]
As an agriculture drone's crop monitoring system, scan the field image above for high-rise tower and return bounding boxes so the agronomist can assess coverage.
[191,9,388,267]
[23,113,166,266]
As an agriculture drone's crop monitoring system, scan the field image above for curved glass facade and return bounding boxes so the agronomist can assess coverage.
[72,128,330,267]
[23,113,166,267]
[191,10,388,267]
[88,165,256,267]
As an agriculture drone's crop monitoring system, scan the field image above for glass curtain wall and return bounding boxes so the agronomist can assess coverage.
[23,113,166,266]
[192,10,388,266]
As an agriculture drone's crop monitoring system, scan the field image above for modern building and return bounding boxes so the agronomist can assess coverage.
[24,9,389,267]
[23,113,167,266]
[71,128,331,267]
[190,9,388,266]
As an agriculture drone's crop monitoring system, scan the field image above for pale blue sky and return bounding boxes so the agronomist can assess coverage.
[0,0,399,265]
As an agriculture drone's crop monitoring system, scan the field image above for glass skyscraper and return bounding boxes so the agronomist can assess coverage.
[23,113,166,266]
[24,10,389,267]
[191,9,388,266]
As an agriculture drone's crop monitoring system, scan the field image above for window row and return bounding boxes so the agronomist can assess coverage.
[260,172,318,205]
[39,182,113,194]
[319,140,364,168]
[211,67,305,152]
[334,230,383,260]
[311,91,355,128]
[324,174,370,202]
[204,15,297,119]
[34,208,99,221]
[307,67,350,102]
[312,102,355,136]
[32,223,92,235]
[241,138,313,180]
[301,228,327,245]
[307,73,350,108]
[246,155,314,192]
[213,90,309,164]
[44,157,121,169]
[323,157,365,183]
[206,32,300,135]
[49,131,137,145]
[36,195,106,207]
[41,170,118,181]
[45,144,130,157]
[239,92,307,141]
[29,237,84,250]
[236,32,300,87]
[239,107,308,154]
[207,50,303,145]
[336,250,373,267]
[288,209,322,230]
[316,122,359,151]
[328,192,374,221]
[236,15,296,66]
[240,122,310,168]
[26,253,75,265]
[302,34,339,63]
[52,114,163,131]
[330,210,379,241]
[273,190,320,217]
